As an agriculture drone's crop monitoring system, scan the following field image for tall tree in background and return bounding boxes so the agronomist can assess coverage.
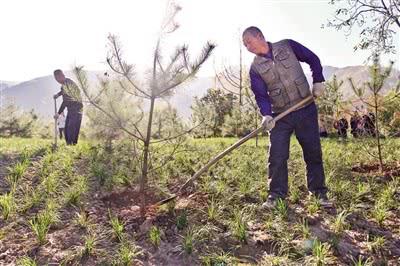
[191,88,235,137]
[349,55,400,172]
[317,74,346,132]
[215,34,245,105]
[75,1,215,215]
[0,103,39,138]
[326,0,400,55]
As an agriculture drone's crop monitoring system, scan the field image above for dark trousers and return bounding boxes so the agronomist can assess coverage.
[65,112,82,145]
[268,102,328,199]
[338,129,347,138]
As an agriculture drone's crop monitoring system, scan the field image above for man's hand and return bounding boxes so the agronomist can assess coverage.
[261,115,275,131]
[312,82,325,98]
[54,113,59,120]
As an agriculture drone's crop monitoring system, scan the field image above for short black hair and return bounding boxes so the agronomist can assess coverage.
[53,69,63,76]
[242,26,264,39]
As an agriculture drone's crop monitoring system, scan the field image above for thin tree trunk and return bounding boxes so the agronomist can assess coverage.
[374,93,384,172]
[239,43,243,105]
[140,96,156,216]
[158,117,162,138]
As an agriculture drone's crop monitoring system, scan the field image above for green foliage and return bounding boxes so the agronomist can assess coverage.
[176,211,188,230]
[380,91,400,136]
[29,206,58,245]
[309,240,332,266]
[300,218,311,239]
[332,210,349,235]
[371,206,387,226]
[0,103,50,138]
[0,192,15,220]
[7,160,29,187]
[351,256,373,266]
[191,88,236,137]
[348,55,399,169]
[149,226,162,247]
[317,74,345,132]
[81,233,97,257]
[74,210,91,230]
[1,135,400,265]
[230,208,248,242]
[64,175,88,206]
[181,228,194,254]
[113,242,142,266]
[109,209,125,242]
[152,105,186,139]
[307,195,321,215]
[207,197,220,221]
[275,198,288,220]
[201,251,233,266]
[16,256,38,266]
[367,235,386,255]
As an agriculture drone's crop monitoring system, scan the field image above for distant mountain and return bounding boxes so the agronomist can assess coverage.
[1,71,104,118]
[2,65,399,120]
[1,71,213,120]
[325,65,399,99]
[0,81,18,91]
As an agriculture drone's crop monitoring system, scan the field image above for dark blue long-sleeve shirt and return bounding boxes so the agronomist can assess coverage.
[250,39,325,116]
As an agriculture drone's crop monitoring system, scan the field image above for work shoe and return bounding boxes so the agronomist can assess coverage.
[319,195,334,208]
[309,193,333,208]
[261,196,284,210]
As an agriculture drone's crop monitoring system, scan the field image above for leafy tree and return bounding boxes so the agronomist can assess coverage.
[349,55,400,171]
[326,0,400,55]
[379,91,400,136]
[0,103,39,137]
[191,88,235,137]
[317,75,346,132]
[75,2,215,215]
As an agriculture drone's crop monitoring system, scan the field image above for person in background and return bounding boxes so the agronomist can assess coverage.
[361,113,376,137]
[319,118,328,138]
[334,117,349,138]
[57,112,66,139]
[53,69,83,145]
[350,111,361,138]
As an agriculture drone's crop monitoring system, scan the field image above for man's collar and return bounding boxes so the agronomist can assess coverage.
[257,42,272,57]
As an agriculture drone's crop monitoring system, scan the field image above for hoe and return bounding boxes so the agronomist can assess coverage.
[154,95,314,207]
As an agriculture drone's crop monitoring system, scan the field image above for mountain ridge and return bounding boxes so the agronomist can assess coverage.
[2,65,398,119]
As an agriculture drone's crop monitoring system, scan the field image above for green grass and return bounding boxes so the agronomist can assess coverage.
[0,192,15,220]
[6,161,29,188]
[113,242,142,266]
[149,226,162,247]
[16,256,38,266]
[0,136,399,265]
[29,207,58,245]
[109,209,125,242]
[230,208,248,243]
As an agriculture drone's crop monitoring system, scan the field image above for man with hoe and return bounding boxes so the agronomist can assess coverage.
[53,70,83,145]
[242,27,332,209]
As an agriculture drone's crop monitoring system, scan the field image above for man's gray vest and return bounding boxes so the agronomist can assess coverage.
[251,39,312,113]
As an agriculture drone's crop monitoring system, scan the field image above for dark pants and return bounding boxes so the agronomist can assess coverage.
[338,129,347,138]
[268,102,328,199]
[65,112,82,145]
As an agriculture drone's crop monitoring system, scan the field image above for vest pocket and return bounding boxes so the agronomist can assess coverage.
[294,76,311,98]
[269,88,286,108]
[275,49,291,69]
[256,61,276,82]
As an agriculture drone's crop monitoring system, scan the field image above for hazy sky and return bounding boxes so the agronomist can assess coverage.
[1,0,399,81]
